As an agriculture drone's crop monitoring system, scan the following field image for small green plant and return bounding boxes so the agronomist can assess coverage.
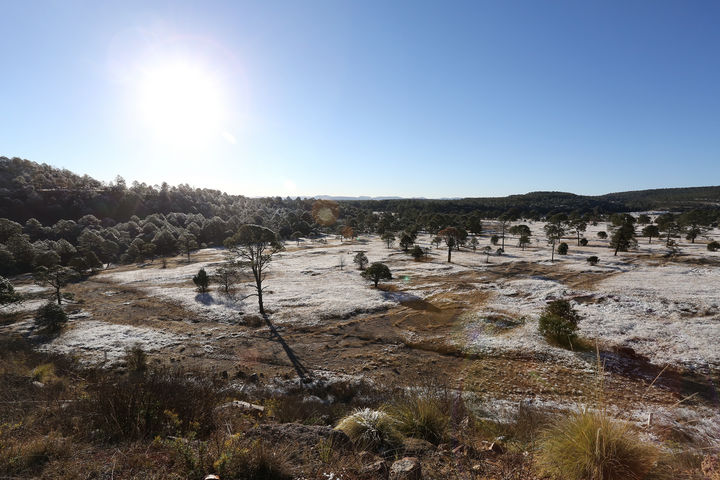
[538,299,580,348]
[538,409,658,480]
[587,255,599,266]
[490,234,500,245]
[580,237,588,246]
[557,242,569,255]
[35,302,67,332]
[708,241,720,252]
[335,408,403,454]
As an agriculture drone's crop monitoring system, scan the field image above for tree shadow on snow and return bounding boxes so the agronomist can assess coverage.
[382,291,441,312]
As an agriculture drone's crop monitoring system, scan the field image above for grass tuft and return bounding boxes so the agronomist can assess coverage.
[538,409,658,480]
[388,391,449,445]
[335,408,404,454]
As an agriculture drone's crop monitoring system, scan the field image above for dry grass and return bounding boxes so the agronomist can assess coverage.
[538,409,659,480]
[335,408,404,454]
[388,391,449,445]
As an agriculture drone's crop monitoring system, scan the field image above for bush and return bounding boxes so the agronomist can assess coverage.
[389,393,449,445]
[580,237,588,246]
[538,410,658,480]
[335,408,403,454]
[597,231,608,239]
[353,252,368,270]
[708,241,720,252]
[193,268,210,293]
[410,245,424,260]
[538,300,580,348]
[124,344,148,374]
[587,255,599,266]
[212,438,291,480]
[35,302,67,332]
[84,368,219,441]
[557,242,569,255]
[490,235,499,245]
[0,276,21,305]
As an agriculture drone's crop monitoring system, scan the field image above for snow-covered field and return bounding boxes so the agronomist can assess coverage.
[40,319,186,364]
[67,222,720,372]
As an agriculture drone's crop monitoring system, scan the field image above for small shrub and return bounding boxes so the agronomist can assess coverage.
[389,393,449,445]
[490,235,499,245]
[35,302,67,333]
[84,368,219,441]
[410,245,424,260]
[353,252,368,270]
[580,237,588,246]
[193,268,210,293]
[538,410,658,480]
[212,437,292,480]
[0,431,70,475]
[335,408,403,454]
[587,255,599,266]
[124,344,148,374]
[496,247,504,255]
[0,276,21,306]
[597,231,608,239]
[708,241,720,252]
[30,363,56,383]
[557,242,569,255]
[538,299,580,348]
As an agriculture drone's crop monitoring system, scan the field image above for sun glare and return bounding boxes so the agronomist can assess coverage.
[136,60,226,148]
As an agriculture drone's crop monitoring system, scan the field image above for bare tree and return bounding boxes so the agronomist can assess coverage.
[544,216,566,263]
[224,225,284,314]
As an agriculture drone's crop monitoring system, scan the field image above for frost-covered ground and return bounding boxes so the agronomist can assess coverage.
[92,223,720,371]
[40,319,186,364]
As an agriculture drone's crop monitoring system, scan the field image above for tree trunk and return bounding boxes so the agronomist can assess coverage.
[447,246,452,263]
[56,287,62,305]
[551,243,555,263]
[614,243,620,256]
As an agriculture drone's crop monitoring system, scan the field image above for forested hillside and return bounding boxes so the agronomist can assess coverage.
[1,156,719,276]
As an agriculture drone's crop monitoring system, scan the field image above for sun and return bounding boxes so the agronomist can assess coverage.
[136,60,226,148]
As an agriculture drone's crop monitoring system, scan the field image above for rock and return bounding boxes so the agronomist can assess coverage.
[204,475,220,480]
[32,381,45,388]
[402,437,435,456]
[214,400,265,416]
[389,457,421,480]
[248,373,259,383]
[361,460,389,478]
[248,423,352,450]
[488,441,504,454]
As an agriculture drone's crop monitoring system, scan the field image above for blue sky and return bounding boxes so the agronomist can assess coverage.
[1,1,719,197]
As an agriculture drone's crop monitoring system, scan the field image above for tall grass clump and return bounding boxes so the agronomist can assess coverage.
[335,408,403,454]
[538,409,658,480]
[389,392,449,445]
